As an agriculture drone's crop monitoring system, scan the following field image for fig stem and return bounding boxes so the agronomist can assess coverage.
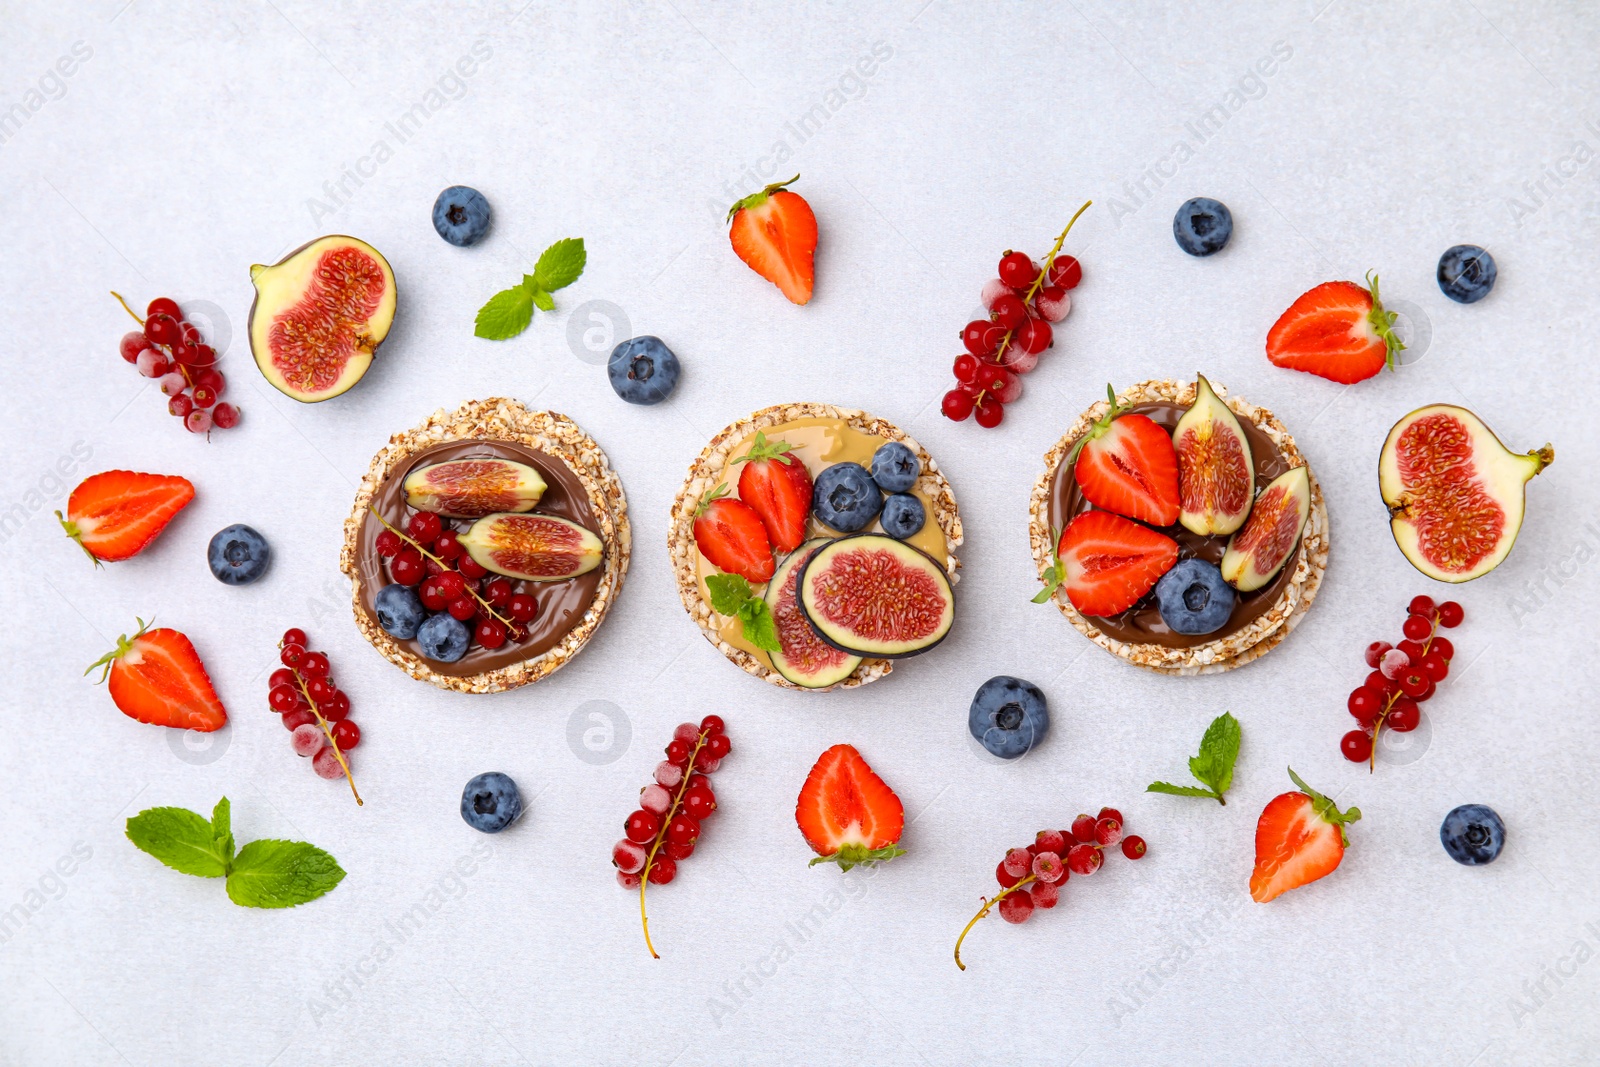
[954,874,1037,971]
[110,291,145,327]
[285,650,362,807]
[365,507,516,630]
[987,200,1093,392]
[640,729,712,959]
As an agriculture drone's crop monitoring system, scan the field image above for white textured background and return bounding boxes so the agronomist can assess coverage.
[4,2,1599,1065]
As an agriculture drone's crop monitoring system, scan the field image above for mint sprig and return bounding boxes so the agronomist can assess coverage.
[705,573,780,653]
[809,842,907,872]
[1147,711,1241,805]
[126,797,344,908]
[474,237,586,340]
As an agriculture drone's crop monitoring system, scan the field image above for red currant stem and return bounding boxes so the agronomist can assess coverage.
[953,874,1038,971]
[110,291,145,327]
[640,729,711,959]
[987,199,1093,372]
[366,507,515,628]
[112,290,203,388]
[284,652,362,807]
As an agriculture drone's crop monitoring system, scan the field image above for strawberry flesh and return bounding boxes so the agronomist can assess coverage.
[60,471,194,563]
[693,497,775,583]
[1057,511,1179,617]
[728,179,816,305]
[103,627,227,732]
[1074,413,1180,526]
[737,450,813,555]
[1266,279,1390,384]
[795,744,904,856]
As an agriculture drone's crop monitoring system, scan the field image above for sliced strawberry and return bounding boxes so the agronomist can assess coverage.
[1266,274,1403,384]
[795,744,906,870]
[1072,387,1180,525]
[734,431,813,554]
[1250,769,1360,903]
[728,175,816,305]
[1047,511,1177,617]
[87,620,227,732]
[693,485,775,583]
[58,471,194,564]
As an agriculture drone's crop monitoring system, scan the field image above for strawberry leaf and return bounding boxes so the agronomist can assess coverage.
[1031,526,1067,604]
[732,431,796,466]
[1287,766,1361,845]
[809,842,907,872]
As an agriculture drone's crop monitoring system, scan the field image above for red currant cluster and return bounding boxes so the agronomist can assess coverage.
[942,202,1090,429]
[375,510,538,652]
[613,715,731,958]
[954,807,1144,970]
[1342,595,1464,769]
[267,628,362,805]
[112,292,238,435]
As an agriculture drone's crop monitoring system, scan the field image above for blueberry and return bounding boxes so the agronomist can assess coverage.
[607,336,680,405]
[879,493,925,540]
[1173,197,1233,257]
[374,584,426,640]
[969,675,1049,760]
[811,463,882,532]
[461,771,522,833]
[206,524,270,585]
[1440,804,1505,865]
[1437,244,1497,303]
[1154,559,1235,635]
[869,441,920,493]
[417,613,470,662]
[432,185,491,247]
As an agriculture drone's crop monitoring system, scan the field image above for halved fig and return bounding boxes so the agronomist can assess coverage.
[457,512,603,582]
[1173,374,1254,535]
[248,235,396,403]
[1221,466,1311,591]
[403,459,547,518]
[764,539,862,688]
[1380,404,1553,583]
[796,534,954,658]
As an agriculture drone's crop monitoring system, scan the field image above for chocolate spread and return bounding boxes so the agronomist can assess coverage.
[1045,402,1299,649]
[354,440,602,676]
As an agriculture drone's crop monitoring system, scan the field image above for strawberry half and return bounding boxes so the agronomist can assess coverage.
[693,485,775,583]
[733,431,813,554]
[87,619,227,732]
[58,470,194,565]
[1266,273,1404,384]
[728,174,816,305]
[1250,768,1361,903]
[795,744,906,870]
[1038,510,1178,617]
[1071,386,1180,525]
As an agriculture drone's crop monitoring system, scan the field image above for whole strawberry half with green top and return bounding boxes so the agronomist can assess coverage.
[1266,273,1404,384]
[87,618,227,732]
[693,485,775,584]
[1250,768,1360,903]
[734,431,813,554]
[1071,385,1181,526]
[728,175,816,305]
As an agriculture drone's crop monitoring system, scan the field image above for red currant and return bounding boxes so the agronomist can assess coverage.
[683,789,716,820]
[941,389,974,422]
[1028,880,1060,910]
[181,343,217,368]
[1098,806,1123,824]
[390,550,425,586]
[408,512,442,544]
[962,319,1003,357]
[952,353,979,383]
[616,870,642,890]
[692,749,722,773]
[706,733,731,759]
[613,839,646,874]
[1365,640,1393,668]
[1066,842,1103,875]
[298,651,330,678]
[1430,636,1454,661]
[1408,595,1437,619]
[1093,816,1123,847]
[435,572,466,600]
[1385,698,1420,733]
[1398,669,1432,699]
[1402,614,1433,642]
[1347,686,1383,725]
[119,331,150,362]
[419,576,447,612]
[1035,829,1067,855]
[507,593,538,623]
[475,619,507,649]
[990,293,1028,330]
[167,393,194,418]
[332,720,360,749]
[997,887,1035,924]
[484,578,513,606]
[209,402,239,429]
[328,691,350,721]
[1014,315,1052,354]
[646,855,677,885]
[1121,835,1147,860]
[665,839,695,861]
[1031,851,1064,883]
[447,597,476,622]
[268,667,295,689]
[1397,638,1427,663]
[434,530,463,561]
[665,739,690,766]
[700,714,725,735]
[997,251,1036,288]
[1365,670,1397,699]
[1420,651,1449,682]
[145,297,180,320]
[282,708,315,731]
[1436,600,1464,628]
[282,629,309,648]
[974,396,1004,429]
[375,530,402,557]
[1071,813,1097,842]
[666,813,700,847]
[624,810,660,844]
[457,554,487,579]
[268,684,300,712]
[184,408,213,435]
[1049,254,1083,289]
[144,313,180,347]
[1341,729,1373,762]
[280,643,306,668]
[306,677,336,704]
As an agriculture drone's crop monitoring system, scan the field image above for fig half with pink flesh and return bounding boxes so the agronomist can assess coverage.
[763,539,861,688]
[1221,466,1311,591]
[1380,404,1553,583]
[1173,374,1254,536]
[796,534,953,658]
[403,459,547,518]
[248,235,396,403]
[457,512,603,582]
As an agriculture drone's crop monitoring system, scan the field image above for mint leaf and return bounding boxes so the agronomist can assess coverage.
[1189,711,1241,797]
[225,839,346,909]
[210,797,235,869]
[126,806,229,878]
[529,286,555,313]
[474,285,534,340]
[705,573,754,617]
[1146,781,1221,800]
[532,237,586,292]
[739,599,781,653]
[810,842,907,872]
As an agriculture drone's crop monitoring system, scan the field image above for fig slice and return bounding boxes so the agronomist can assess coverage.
[457,512,603,582]
[403,459,547,518]
[796,534,954,658]
[1173,374,1254,535]
[1221,466,1311,591]
[248,235,396,403]
[1379,404,1553,583]
[764,539,862,688]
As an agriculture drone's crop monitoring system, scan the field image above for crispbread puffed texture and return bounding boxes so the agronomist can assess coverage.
[340,397,629,694]
[1027,379,1328,675]
[669,403,963,692]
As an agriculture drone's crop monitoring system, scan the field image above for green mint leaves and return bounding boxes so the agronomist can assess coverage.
[474,237,586,340]
[1147,711,1241,805]
[809,842,907,872]
[1287,766,1362,846]
[704,573,781,653]
[126,797,344,909]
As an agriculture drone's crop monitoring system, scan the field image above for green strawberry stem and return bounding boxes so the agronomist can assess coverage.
[726,174,800,223]
[287,657,363,807]
[56,511,103,567]
[987,200,1093,379]
[640,730,711,959]
[731,431,796,466]
[1363,271,1406,372]
[954,874,1037,971]
[84,617,155,682]
[366,507,515,629]
[1031,524,1067,605]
